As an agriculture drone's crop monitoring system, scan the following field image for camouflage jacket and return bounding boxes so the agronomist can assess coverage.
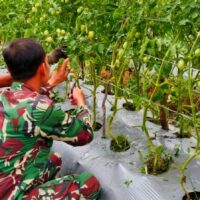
[0,82,93,199]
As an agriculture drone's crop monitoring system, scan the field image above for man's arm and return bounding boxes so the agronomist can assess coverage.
[34,88,94,146]
[0,73,12,87]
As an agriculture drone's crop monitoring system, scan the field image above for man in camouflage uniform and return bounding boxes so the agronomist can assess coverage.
[0,38,101,199]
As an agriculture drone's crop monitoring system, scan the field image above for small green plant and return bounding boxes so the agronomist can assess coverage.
[138,145,172,175]
[123,179,133,187]
[110,134,130,152]
[175,119,192,138]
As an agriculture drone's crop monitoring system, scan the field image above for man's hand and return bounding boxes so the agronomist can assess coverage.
[69,87,85,107]
[48,58,70,89]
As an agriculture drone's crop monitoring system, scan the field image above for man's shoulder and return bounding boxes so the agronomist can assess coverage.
[34,93,54,111]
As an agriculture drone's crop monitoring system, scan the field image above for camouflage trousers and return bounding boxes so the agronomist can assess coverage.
[22,153,101,200]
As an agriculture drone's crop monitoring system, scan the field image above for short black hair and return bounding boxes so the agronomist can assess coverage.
[3,38,45,80]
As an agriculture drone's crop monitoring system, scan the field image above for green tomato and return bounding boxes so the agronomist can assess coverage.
[46,37,53,43]
[177,59,185,70]
[81,25,85,32]
[135,32,141,39]
[61,30,65,35]
[27,19,31,23]
[50,9,56,15]
[35,2,41,7]
[56,28,61,34]
[143,56,149,63]
[123,42,128,49]
[43,14,47,19]
[56,10,61,15]
[32,7,37,13]
[88,31,94,39]
[77,7,83,14]
[43,30,49,36]
[194,48,200,57]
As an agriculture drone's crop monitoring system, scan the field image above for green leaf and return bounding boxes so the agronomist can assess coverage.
[179,19,191,26]
[84,45,93,54]
[152,90,164,102]
[155,145,164,155]
[6,12,16,18]
[71,56,79,70]
[97,43,105,55]
[191,11,199,19]
[159,82,169,90]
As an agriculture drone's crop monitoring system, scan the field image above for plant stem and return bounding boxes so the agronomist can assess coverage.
[142,106,156,151]
[102,81,108,138]
[91,66,97,129]
[159,93,169,130]
[177,70,184,136]
[108,61,127,140]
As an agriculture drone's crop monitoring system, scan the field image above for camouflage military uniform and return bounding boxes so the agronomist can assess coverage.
[0,82,101,200]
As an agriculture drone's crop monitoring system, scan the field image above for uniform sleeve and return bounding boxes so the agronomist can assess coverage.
[40,85,65,103]
[35,101,94,146]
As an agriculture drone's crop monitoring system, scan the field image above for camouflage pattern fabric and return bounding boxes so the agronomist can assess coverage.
[0,82,101,200]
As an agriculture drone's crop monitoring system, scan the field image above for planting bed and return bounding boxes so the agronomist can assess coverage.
[52,82,200,200]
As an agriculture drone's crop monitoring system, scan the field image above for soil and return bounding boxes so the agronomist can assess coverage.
[110,135,130,152]
[175,132,191,138]
[163,135,176,139]
[93,122,102,131]
[101,89,114,95]
[182,191,200,200]
[122,102,136,111]
[144,156,170,175]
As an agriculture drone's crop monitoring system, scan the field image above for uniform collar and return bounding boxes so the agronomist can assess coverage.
[11,82,35,92]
